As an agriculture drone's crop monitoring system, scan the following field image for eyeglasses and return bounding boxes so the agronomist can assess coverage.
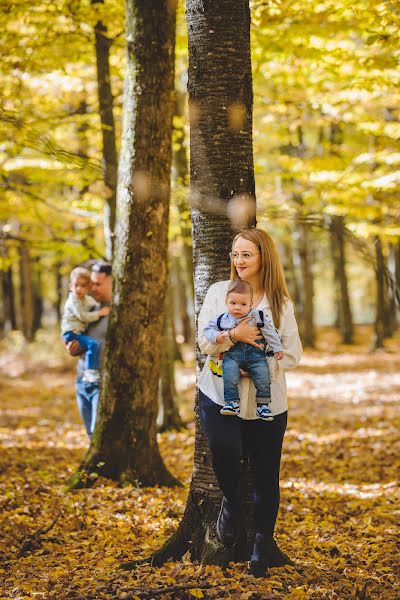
[229,251,260,262]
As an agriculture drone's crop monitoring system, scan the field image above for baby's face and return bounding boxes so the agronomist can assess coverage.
[70,277,91,300]
[226,292,252,319]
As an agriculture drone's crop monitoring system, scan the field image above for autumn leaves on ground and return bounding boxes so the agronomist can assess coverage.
[0,328,399,600]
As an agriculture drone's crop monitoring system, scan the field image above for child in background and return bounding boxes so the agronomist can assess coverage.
[203,279,283,420]
[61,267,110,383]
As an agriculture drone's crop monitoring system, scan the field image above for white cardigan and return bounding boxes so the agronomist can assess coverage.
[197,280,302,419]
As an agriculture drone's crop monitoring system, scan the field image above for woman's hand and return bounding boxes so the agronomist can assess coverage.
[233,317,263,348]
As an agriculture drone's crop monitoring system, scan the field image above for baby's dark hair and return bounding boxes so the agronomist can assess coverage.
[226,279,253,299]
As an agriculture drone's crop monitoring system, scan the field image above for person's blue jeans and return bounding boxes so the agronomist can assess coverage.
[223,342,271,404]
[64,331,100,371]
[76,376,100,436]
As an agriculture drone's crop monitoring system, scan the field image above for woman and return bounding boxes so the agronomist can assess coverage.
[197,227,302,578]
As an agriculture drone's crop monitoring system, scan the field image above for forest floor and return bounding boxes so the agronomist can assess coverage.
[0,326,399,600]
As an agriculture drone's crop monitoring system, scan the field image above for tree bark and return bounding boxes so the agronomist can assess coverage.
[93,13,118,260]
[68,0,179,489]
[157,278,185,432]
[0,243,17,331]
[373,236,385,349]
[329,215,354,344]
[18,242,34,342]
[298,220,315,348]
[32,258,43,336]
[122,0,256,568]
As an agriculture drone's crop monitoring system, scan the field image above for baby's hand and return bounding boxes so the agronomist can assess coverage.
[274,351,283,360]
[99,306,111,317]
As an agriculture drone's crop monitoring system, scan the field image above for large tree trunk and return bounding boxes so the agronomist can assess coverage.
[93,8,118,260]
[329,215,354,344]
[19,242,34,342]
[68,0,179,489]
[298,220,315,348]
[122,0,256,568]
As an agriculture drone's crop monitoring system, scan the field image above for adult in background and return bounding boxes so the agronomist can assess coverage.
[197,227,302,578]
[67,262,112,436]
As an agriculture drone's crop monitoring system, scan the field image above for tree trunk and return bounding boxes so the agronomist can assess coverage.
[93,12,118,260]
[0,243,17,331]
[122,0,256,568]
[373,236,385,349]
[68,0,179,489]
[32,258,43,336]
[172,253,193,347]
[383,243,396,337]
[281,230,301,315]
[298,221,315,348]
[173,88,194,306]
[329,215,354,344]
[157,278,185,432]
[54,259,63,324]
[18,242,34,342]
[395,240,400,303]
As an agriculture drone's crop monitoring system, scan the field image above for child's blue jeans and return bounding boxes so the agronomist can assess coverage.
[223,341,271,404]
[63,331,100,371]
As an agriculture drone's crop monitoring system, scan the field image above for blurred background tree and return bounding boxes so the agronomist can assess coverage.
[0,0,399,351]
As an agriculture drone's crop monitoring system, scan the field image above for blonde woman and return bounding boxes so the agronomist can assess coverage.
[197,227,302,578]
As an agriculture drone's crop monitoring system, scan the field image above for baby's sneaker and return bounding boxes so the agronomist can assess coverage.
[82,369,101,384]
[220,401,240,416]
[256,404,274,421]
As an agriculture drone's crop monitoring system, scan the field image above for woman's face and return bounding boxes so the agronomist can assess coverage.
[232,236,262,282]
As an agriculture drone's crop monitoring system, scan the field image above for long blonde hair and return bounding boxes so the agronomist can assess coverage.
[230,228,290,328]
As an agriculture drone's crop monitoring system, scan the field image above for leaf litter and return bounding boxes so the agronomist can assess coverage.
[0,327,399,599]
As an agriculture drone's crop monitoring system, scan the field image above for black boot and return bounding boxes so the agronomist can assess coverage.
[216,496,239,546]
[266,537,294,568]
[249,532,268,578]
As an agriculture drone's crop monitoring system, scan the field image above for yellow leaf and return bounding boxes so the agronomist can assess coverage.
[104,557,117,563]
[189,590,204,598]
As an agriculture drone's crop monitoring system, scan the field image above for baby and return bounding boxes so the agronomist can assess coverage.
[61,267,110,383]
[203,279,283,420]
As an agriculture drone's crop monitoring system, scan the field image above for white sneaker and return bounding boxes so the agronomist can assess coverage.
[82,369,101,383]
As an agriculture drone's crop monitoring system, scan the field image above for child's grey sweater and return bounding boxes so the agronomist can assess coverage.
[61,293,101,334]
[203,309,283,354]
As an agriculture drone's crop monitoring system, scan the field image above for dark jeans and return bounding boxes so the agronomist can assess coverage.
[76,377,100,435]
[200,389,287,538]
[63,331,100,371]
[223,341,271,404]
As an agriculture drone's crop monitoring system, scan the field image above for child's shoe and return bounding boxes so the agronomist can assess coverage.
[220,401,240,416]
[82,369,101,384]
[256,404,274,421]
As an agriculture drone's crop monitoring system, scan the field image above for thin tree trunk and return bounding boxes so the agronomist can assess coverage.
[172,253,193,347]
[329,215,354,344]
[298,221,315,348]
[174,88,194,305]
[281,231,301,315]
[158,278,185,432]
[93,8,118,260]
[18,242,34,342]
[0,243,17,331]
[32,258,43,335]
[383,243,396,337]
[68,0,179,489]
[373,236,385,349]
[54,259,63,324]
[124,0,256,568]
